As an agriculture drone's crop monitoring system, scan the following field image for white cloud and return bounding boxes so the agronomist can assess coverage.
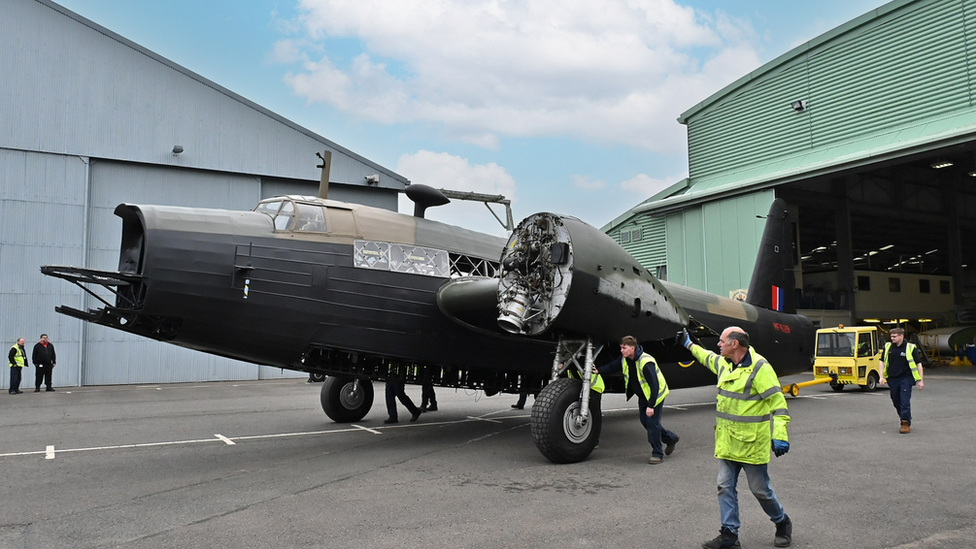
[281,0,761,152]
[396,150,517,235]
[268,39,310,65]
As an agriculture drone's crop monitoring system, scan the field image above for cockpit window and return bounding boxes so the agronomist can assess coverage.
[254,200,281,217]
[254,199,295,230]
[274,201,295,230]
[295,203,327,232]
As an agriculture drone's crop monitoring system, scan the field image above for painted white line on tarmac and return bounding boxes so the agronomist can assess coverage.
[465,422,526,444]
[233,427,365,441]
[214,434,236,445]
[0,412,535,460]
[465,416,503,423]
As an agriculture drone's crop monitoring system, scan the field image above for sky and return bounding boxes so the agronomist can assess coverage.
[54,0,889,235]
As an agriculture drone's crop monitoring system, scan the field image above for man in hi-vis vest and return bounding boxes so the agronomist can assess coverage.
[8,338,29,395]
[879,327,924,434]
[682,327,793,549]
[597,335,679,464]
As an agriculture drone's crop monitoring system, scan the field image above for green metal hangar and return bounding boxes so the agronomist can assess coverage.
[0,0,408,388]
[604,0,976,330]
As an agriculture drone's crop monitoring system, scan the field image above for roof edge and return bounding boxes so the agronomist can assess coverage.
[636,122,976,216]
[601,178,689,232]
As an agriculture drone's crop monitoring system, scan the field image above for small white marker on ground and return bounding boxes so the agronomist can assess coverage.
[214,434,236,445]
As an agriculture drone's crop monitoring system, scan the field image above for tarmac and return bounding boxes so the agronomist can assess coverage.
[1,365,975,549]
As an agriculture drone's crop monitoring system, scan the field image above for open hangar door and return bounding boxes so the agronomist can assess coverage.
[778,143,976,326]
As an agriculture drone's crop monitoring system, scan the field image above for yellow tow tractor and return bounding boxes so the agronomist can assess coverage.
[811,325,888,393]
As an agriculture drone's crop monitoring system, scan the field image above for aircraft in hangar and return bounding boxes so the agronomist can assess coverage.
[42,153,815,463]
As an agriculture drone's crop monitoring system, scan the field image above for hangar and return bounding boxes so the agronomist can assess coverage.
[604,0,976,330]
[0,0,408,388]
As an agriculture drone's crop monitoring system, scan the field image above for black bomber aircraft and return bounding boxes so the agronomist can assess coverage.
[42,154,815,463]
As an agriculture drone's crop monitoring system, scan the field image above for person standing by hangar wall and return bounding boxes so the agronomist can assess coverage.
[32,333,56,392]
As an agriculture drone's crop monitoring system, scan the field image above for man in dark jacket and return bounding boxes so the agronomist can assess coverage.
[32,334,56,392]
[597,335,679,463]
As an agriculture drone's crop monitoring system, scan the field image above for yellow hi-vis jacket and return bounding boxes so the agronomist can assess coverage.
[10,344,26,368]
[567,368,606,393]
[690,345,790,465]
[623,353,669,406]
[882,342,922,382]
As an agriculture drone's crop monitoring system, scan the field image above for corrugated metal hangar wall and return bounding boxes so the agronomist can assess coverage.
[0,0,409,388]
[607,0,976,325]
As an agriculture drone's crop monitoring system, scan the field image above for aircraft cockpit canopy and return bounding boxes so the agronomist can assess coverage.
[254,198,327,233]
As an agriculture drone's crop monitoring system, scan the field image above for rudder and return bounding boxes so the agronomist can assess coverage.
[746,198,798,314]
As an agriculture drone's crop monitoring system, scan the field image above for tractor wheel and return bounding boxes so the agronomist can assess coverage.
[863,372,879,391]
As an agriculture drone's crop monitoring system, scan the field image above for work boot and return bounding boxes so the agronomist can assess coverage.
[774,514,793,547]
[647,456,663,465]
[702,527,740,549]
[900,420,910,434]
[665,435,679,456]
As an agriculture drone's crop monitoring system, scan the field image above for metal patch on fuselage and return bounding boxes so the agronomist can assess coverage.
[354,240,450,278]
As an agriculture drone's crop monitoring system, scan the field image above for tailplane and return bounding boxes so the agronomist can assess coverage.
[746,198,798,314]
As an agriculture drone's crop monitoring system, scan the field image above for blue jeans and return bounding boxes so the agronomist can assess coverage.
[638,399,677,458]
[716,459,786,534]
[888,376,914,424]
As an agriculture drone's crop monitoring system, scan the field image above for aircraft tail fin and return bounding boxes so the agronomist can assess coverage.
[746,198,798,314]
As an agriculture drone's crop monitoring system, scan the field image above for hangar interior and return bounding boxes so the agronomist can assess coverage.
[607,0,976,333]
[779,145,976,325]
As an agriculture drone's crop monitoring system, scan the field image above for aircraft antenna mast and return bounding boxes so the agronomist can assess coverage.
[438,189,514,232]
[316,150,332,200]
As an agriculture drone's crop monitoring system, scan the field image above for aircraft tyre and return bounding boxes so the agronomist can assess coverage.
[530,377,602,464]
[321,376,374,422]
[830,380,845,392]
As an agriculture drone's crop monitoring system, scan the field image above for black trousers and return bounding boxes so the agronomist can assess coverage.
[385,379,420,420]
[9,367,23,393]
[35,364,53,389]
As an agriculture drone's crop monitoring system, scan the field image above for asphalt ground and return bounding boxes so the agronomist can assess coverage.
[2,366,975,549]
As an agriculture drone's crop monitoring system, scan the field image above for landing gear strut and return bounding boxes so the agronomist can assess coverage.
[530,338,602,463]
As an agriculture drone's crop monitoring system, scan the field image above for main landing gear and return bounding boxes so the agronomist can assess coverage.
[320,376,374,422]
[530,338,602,463]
